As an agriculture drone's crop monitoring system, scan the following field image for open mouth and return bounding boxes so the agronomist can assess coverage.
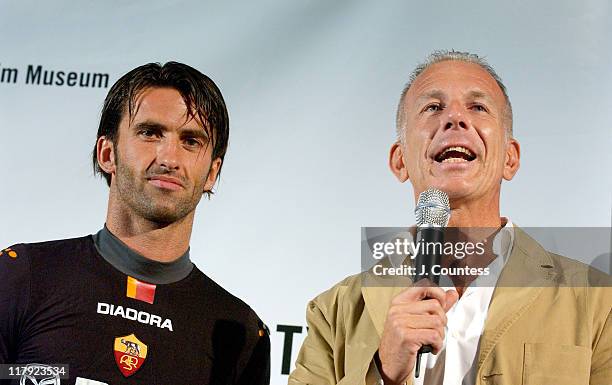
[434,146,477,163]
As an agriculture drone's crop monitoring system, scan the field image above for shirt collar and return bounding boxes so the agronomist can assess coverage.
[390,217,514,265]
[452,217,514,292]
[92,225,194,284]
[492,217,514,266]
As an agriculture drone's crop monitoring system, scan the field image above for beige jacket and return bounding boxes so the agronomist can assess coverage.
[288,227,611,385]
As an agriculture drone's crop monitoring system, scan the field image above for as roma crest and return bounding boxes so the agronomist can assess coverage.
[113,334,148,377]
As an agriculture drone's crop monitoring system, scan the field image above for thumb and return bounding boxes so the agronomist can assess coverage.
[444,290,459,312]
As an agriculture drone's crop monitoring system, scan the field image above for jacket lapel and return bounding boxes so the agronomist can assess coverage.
[361,283,407,337]
[361,254,414,337]
[477,226,559,371]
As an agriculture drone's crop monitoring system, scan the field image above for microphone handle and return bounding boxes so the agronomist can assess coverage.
[413,227,444,378]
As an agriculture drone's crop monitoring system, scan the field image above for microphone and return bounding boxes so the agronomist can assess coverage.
[413,188,450,378]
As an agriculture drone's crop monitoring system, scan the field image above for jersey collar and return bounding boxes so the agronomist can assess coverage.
[93,225,193,284]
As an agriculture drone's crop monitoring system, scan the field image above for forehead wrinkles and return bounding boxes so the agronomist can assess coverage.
[414,89,496,109]
[405,62,505,114]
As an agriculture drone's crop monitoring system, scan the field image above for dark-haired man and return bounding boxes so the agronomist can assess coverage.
[0,62,270,385]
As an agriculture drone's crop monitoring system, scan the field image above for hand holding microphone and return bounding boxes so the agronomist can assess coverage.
[377,188,458,384]
[378,285,458,385]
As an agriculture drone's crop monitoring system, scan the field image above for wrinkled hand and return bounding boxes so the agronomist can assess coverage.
[377,284,458,385]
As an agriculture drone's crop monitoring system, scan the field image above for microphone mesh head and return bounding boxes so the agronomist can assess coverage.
[415,188,450,227]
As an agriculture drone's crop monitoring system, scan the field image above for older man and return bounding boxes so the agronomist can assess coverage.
[288,51,611,385]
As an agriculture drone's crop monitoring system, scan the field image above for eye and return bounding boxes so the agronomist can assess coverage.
[423,103,442,113]
[471,104,488,112]
[138,129,160,139]
[183,137,203,148]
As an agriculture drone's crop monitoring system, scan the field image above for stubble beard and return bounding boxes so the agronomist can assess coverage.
[114,154,205,226]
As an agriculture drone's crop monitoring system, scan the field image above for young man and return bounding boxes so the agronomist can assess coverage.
[288,51,611,385]
[0,62,270,385]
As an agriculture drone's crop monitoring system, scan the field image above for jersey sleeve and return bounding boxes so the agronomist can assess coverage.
[0,244,31,364]
[236,319,270,385]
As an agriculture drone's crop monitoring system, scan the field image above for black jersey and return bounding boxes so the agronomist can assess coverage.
[0,228,270,385]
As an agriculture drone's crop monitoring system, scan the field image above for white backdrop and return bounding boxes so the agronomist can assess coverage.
[1,1,611,383]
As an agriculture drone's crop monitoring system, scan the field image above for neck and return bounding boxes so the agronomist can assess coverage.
[105,196,194,263]
[441,225,504,295]
[446,193,502,228]
[435,193,504,296]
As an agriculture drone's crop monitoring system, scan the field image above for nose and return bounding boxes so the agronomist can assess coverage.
[444,102,468,130]
[157,137,181,171]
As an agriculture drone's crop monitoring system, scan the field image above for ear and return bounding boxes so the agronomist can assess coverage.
[502,138,520,181]
[203,157,222,192]
[389,141,409,182]
[96,136,116,176]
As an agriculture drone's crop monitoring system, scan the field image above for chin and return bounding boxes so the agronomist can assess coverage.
[135,200,192,224]
[423,179,475,200]
[141,210,182,225]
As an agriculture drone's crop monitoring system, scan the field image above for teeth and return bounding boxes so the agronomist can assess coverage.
[441,157,468,163]
[441,146,473,157]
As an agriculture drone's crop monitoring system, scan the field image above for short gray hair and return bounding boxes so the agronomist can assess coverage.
[396,50,513,140]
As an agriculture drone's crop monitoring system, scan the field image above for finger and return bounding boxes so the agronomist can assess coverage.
[396,314,446,330]
[404,328,444,354]
[393,285,447,308]
[388,317,445,344]
[388,300,446,320]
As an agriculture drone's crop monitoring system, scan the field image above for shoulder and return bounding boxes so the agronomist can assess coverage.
[310,273,365,309]
[513,226,611,313]
[3,236,93,261]
[190,267,268,330]
[513,226,610,286]
[305,271,373,329]
[2,236,94,273]
[537,244,611,298]
[547,251,606,281]
[547,251,612,307]
[189,267,271,368]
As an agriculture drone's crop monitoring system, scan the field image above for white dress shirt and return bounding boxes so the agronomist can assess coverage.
[412,219,515,385]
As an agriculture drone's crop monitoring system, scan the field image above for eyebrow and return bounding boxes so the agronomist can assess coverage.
[415,90,446,106]
[465,90,494,103]
[133,121,209,138]
[180,127,209,139]
[414,89,495,106]
[133,121,166,133]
